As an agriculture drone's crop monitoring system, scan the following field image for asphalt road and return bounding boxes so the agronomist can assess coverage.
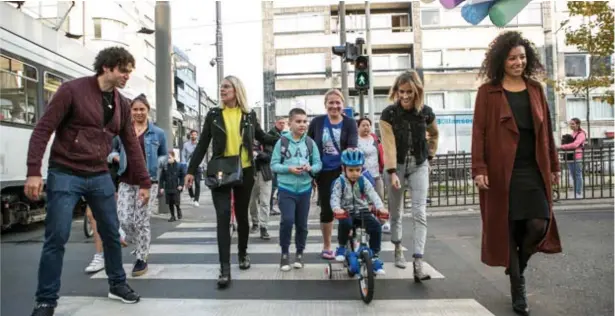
[1,198,613,316]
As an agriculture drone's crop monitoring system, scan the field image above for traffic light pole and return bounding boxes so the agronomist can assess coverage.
[339,1,349,103]
[359,90,365,118]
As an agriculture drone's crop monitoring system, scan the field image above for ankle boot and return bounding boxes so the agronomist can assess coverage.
[412,258,431,283]
[217,263,231,289]
[176,207,183,219]
[510,274,530,315]
[168,207,176,222]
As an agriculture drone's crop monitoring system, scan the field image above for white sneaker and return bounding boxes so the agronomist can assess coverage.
[193,201,200,207]
[85,253,105,273]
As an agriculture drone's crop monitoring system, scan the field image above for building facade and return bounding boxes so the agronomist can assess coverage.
[262,1,614,154]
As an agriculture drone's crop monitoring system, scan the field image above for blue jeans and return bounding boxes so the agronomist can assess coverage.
[278,189,311,254]
[567,161,583,197]
[36,169,126,306]
[338,212,382,254]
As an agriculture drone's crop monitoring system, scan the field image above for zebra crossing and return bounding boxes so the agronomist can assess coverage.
[55,214,496,316]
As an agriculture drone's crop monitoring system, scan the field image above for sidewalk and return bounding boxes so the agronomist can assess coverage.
[152,186,613,221]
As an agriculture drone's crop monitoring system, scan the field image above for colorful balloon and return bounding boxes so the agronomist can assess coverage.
[439,0,465,9]
[461,0,495,25]
[488,0,532,27]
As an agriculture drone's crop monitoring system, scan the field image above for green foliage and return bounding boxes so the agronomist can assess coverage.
[558,1,614,105]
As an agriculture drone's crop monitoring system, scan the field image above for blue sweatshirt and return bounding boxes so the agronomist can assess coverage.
[271,131,322,194]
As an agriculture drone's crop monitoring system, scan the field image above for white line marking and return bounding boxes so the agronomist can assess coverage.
[157,229,337,239]
[148,243,406,254]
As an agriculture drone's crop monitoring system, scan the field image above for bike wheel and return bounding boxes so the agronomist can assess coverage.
[552,189,560,202]
[358,251,374,304]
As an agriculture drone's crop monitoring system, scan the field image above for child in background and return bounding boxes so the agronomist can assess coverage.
[160,151,185,222]
[331,148,388,275]
[271,108,322,271]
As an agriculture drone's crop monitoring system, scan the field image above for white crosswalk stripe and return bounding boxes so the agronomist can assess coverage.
[57,210,495,315]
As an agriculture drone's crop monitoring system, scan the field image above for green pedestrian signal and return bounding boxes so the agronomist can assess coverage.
[354,55,370,91]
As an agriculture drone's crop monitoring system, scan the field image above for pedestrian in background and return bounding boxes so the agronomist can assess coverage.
[248,139,274,240]
[160,150,185,222]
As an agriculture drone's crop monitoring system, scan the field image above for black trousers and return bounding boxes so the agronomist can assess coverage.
[188,171,201,202]
[211,167,255,266]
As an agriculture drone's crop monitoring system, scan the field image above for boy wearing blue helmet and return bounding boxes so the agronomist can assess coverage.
[331,148,388,274]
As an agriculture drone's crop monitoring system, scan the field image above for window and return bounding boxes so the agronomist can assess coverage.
[44,72,66,106]
[274,13,325,33]
[446,91,476,110]
[566,97,614,121]
[425,92,444,110]
[391,14,410,32]
[92,18,128,44]
[444,48,486,68]
[565,54,613,78]
[276,53,326,74]
[565,54,587,77]
[0,55,39,124]
[515,3,542,25]
[421,9,440,27]
[423,50,443,68]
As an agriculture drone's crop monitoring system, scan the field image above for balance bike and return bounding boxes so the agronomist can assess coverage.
[325,208,389,304]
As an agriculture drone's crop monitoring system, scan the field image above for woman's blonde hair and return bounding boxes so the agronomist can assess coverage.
[388,70,424,111]
[220,75,250,114]
[323,88,345,106]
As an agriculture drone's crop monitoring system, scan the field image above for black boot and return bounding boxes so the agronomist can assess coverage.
[239,252,251,270]
[510,274,530,315]
[217,263,231,289]
[176,207,182,220]
[168,205,176,222]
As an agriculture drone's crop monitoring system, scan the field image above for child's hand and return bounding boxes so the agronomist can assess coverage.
[177,186,183,191]
[303,164,312,172]
[289,167,303,175]
[333,208,345,216]
[159,189,164,195]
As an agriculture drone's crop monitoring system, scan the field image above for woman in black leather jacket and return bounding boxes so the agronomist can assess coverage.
[184,75,279,289]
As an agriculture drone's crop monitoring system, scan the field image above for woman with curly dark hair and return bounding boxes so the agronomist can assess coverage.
[471,31,562,315]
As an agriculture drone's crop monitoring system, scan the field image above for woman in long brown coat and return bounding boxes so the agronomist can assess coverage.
[471,31,562,315]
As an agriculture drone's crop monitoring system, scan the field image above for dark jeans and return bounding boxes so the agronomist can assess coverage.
[36,169,126,306]
[211,167,255,266]
[278,189,311,254]
[338,212,382,254]
[188,170,201,202]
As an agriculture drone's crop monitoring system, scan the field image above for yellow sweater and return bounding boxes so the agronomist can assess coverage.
[222,106,251,168]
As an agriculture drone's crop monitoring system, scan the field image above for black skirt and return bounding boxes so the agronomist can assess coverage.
[508,167,550,221]
[165,192,181,206]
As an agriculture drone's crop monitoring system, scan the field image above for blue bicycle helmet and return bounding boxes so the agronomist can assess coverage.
[341,148,365,167]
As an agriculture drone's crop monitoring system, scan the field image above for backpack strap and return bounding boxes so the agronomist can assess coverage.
[358,176,366,199]
[279,137,290,164]
[306,136,314,165]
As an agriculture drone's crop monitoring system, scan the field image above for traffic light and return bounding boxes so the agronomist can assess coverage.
[332,42,359,62]
[354,55,369,91]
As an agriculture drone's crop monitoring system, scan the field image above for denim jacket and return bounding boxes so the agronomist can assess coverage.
[107,120,168,181]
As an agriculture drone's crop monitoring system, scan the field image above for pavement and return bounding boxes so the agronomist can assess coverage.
[1,188,613,316]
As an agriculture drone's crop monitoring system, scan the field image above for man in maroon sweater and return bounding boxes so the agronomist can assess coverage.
[26,47,151,316]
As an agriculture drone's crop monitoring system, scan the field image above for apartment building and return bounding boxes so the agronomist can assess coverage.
[553,2,614,145]
[262,1,612,153]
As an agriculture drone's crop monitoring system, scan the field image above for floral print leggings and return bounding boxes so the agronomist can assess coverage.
[116,182,159,261]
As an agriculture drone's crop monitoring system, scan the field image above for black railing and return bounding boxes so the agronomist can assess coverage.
[400,144,614,207]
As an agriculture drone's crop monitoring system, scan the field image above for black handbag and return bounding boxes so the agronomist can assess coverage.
[204,114,246,189]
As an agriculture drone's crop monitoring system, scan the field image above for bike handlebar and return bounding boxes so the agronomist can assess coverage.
[333,208,389,220]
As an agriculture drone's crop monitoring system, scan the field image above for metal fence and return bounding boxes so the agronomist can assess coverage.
[419,144,614,207]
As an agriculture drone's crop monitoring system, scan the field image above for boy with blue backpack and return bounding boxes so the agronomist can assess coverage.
[331,148,387,274]
[271,108,322,271]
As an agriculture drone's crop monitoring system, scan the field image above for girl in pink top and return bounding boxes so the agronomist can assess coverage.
[560,118,586,198]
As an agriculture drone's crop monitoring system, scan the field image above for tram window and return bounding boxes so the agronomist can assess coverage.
[44,72,66,105]
[0,56,39,124]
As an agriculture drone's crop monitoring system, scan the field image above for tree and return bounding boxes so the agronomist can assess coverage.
[554,1,614,140]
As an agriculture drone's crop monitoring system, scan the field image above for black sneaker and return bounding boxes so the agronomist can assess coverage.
[31,303,54,316]
[293,253,304,269]
[239,253,251,270]
[250,224,259,234]
[108,283,140,303]
[280,254,291,271]
[132,259,148,277]
[260,227,270,240]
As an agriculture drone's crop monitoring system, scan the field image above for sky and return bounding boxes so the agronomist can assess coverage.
[171,0,264,106]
